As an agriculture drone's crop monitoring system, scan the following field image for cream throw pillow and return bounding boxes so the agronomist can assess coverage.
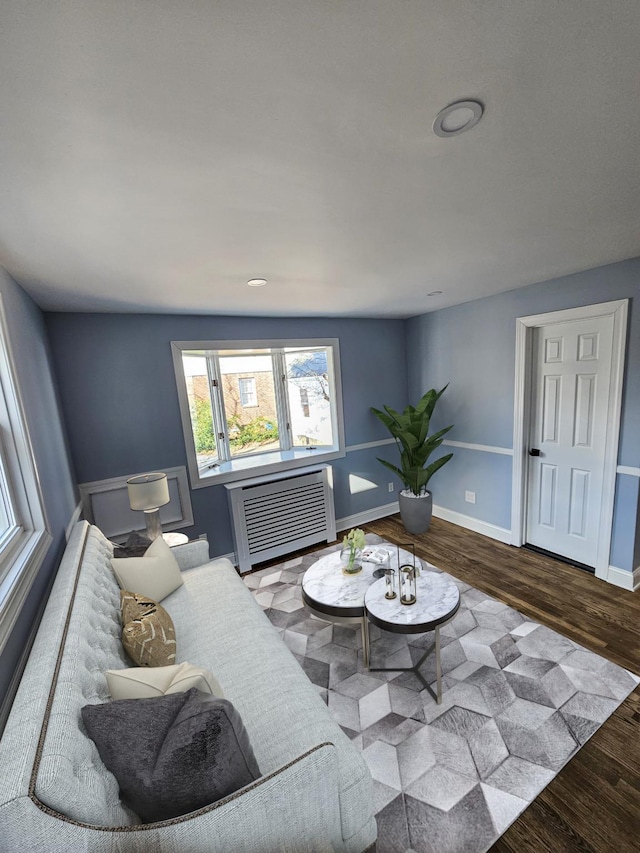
[111,536,183,601]
[105,662,224,701]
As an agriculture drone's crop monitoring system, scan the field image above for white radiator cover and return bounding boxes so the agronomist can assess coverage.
[226,466,336,573]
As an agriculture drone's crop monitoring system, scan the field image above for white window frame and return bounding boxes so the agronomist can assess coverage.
[172,338,346,488]
[0,295,51,655]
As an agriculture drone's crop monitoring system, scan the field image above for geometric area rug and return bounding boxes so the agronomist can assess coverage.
[244,534,640,853]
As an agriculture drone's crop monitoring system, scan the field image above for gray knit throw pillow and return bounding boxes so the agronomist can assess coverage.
[82,689,261,822]
[113,531,153,558]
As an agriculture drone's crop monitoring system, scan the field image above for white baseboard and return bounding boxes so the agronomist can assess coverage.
[65,501,84,542]
[248,493,638,592]
[336,500,513,545]
[601,564,640,592]
[432,505,513,545]
[336,501,400,533]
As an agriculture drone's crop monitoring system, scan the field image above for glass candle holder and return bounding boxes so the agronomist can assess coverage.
[399,564,417,605]
[384,567,397,599]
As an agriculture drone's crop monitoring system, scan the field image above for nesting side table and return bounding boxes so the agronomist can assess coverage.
[301,544,417,667]
[364,571,460,704]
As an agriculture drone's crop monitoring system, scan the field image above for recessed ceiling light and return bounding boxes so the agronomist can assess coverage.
[247,278,267,287]
[433,100,483,138]
[427,290,443,296]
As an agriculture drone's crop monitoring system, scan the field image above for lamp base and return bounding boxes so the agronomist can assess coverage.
[144,508,163,541]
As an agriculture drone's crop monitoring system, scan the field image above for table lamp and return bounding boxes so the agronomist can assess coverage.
[126,472,170,541]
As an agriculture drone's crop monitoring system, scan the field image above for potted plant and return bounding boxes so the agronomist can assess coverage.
[340,527,366,574]
[371,386,453,534]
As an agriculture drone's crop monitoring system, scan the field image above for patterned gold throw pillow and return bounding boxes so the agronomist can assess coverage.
[121,590,156,625]
[120,591,177,667]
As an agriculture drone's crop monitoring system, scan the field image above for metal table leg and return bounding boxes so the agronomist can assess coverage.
[435,625,442,703]
[361,615,370,667]
[304,602,372,668]
[367,622,447,704]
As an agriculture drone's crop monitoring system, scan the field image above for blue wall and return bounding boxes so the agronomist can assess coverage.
[4,257,638,714]
[0,269,77,709]
[46,314,408,556]
[407,257,640,573]
[3,256,638,715]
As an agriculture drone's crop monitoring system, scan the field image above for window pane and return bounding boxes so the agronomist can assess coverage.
[0,423,21,565]
[0,476,11,539]
[219,355,280,457]
[285,349,334,447]
[0,468,18,560]
[182,355,218,468]
[238,377,257,407]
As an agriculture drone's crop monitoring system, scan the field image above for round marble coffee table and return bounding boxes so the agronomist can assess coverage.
[301,544,418,667]
[364,570,460,704]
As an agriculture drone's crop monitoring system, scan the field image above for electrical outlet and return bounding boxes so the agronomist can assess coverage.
[388,482,394,492]
[465,490,476,504]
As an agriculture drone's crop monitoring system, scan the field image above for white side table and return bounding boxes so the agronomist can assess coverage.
[162,532,189,547]
[301,544,418,667]
[364,570,460,703]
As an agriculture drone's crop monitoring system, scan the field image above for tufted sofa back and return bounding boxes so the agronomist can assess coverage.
[0,521,217,835]
[33,524,139,825]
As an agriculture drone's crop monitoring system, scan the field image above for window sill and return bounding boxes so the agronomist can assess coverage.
[192,446,345,488]
[0,528,52,654]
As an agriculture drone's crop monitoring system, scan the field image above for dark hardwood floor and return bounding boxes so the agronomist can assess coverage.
[260,514,640,852]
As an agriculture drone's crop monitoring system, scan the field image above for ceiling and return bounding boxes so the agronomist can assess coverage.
[1,1,639,318]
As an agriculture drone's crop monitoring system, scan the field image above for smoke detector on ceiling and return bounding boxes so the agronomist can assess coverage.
[433,100,484,137]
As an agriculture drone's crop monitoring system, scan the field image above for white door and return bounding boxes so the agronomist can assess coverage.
[525,315,614,566]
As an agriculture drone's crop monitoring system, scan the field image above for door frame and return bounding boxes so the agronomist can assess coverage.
[511,299,628,578]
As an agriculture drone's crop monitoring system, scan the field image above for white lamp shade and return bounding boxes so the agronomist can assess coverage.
[127,472,171,511]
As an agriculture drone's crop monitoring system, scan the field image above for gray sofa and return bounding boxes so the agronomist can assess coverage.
[0,521,376,852]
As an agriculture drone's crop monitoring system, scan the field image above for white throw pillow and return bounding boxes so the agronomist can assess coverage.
[110,536,184,601]
[105,662,224,701]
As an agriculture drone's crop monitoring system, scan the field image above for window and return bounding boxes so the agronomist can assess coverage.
[238,377,257,407]
[172,338,345,486]
[0,296,51,655]
[0,444,20,558]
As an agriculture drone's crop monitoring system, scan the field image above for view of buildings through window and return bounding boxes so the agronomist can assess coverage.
[181,345,336,470]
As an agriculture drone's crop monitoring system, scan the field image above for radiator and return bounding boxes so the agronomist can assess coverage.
[226,466,336,573]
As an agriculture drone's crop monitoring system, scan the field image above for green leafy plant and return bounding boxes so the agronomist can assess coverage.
[192,398,216,453]
[371,386,454,496]
[228,416,279,449]
[342,527,366,572]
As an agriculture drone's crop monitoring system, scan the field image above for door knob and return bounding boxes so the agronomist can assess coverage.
[529,448,541,457]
